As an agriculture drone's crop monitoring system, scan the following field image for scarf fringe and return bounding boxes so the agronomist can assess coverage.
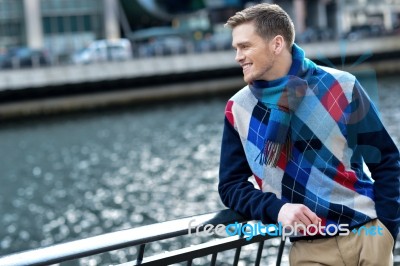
[256,134,292,167]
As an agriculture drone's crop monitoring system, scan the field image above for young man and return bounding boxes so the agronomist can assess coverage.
[218,3,399,265]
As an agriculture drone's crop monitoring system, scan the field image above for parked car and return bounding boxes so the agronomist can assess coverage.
[136,36,190,57]
[342,24,384,40]
[194,32,232,53]
[71,38,133,64]
[296,27,335,43]
[130,27,192,57]
[0,47,50,69]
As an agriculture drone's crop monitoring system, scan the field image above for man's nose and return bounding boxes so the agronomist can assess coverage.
[235,49,244,62]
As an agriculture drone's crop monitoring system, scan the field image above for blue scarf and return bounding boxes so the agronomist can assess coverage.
[249,44,315,167]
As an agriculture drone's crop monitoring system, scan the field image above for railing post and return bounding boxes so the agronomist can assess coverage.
[210,252,217,266]
[232,246,242,266]
[276,237,286,266]
[254,240,265,266]
[136,243,146,264]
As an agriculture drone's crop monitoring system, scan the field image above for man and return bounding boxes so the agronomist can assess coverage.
[218,3,399,265]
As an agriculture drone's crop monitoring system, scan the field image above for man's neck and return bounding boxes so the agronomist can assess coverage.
[263,48,293,81]
[277,48,293,78]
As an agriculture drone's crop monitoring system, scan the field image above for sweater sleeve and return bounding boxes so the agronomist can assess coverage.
[218,117,287,224]
[348,80,400,240]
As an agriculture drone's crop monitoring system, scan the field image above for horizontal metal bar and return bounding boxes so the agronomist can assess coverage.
[0,209,246,266]
[115,232,278,266]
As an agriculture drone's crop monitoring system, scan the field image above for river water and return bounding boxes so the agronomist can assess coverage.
[0,74,399,265]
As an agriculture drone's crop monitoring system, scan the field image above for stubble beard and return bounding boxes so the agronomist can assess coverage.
[244,66,271,84]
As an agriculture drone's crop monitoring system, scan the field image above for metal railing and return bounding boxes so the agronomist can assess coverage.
[0,209,286,266]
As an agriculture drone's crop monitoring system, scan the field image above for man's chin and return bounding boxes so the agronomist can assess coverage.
[243,77,253,84]
[243,75,253,84]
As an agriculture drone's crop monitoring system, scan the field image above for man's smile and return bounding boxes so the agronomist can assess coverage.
[241,63,252,73]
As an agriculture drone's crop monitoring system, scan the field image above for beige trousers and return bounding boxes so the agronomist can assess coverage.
[289,219,394,266]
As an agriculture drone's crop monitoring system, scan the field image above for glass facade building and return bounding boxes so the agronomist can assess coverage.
[40,0,104,58]
[0,0,107,60]
[0,0,24,48]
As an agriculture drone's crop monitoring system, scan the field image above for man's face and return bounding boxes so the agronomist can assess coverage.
[232,22,275,83]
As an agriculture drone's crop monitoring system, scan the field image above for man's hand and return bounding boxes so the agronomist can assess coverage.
[277,203,321,227]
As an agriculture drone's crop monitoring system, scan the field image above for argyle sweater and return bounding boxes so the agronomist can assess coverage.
[218,44,400,240]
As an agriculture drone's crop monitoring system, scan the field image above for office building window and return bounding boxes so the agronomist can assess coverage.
[0,0,24,47]
[40,0,103,57]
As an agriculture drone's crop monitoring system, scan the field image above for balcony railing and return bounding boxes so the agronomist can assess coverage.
[0,209,286,266]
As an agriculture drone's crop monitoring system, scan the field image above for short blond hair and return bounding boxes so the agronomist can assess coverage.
[225,3,295,48]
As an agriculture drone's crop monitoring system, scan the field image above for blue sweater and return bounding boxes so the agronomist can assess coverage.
[218,45,400,240]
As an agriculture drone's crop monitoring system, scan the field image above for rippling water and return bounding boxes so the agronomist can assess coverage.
[0,74,399,265]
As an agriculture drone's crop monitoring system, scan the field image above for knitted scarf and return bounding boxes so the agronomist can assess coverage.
[249,44,313,167]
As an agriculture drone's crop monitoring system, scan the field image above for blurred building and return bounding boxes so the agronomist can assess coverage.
[340,0,400,32]
[0,0,119,61]
[0,0,399,61]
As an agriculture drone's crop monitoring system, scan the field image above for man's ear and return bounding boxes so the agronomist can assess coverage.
[271,35,285,54]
